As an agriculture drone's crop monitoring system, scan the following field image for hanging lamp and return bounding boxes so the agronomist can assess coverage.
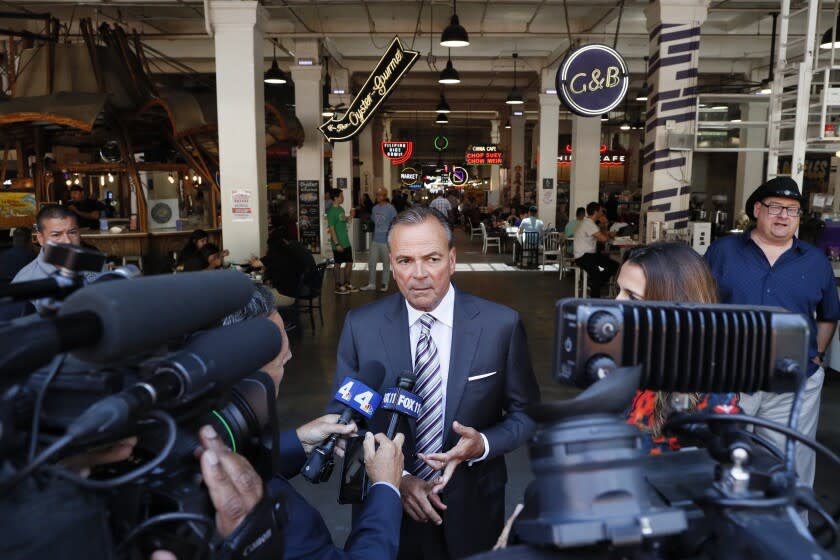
[440,0,470,47]
[439,50,461,84]
[436,93,451,113]
[264,40,287,84]
[506,53,524,105]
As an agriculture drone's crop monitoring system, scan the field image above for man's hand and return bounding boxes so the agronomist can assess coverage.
[334,244,344,252]
[420,421,485,494]
[399,474,447,525]
[363,432,404,488]
[296,414,358,457]
[198,425,263,538]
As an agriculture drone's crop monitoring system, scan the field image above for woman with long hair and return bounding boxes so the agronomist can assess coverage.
[616,242,739,453]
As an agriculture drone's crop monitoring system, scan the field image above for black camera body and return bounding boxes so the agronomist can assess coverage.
[469,299,835,560]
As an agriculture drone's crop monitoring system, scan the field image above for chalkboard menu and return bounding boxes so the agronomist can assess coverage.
[298,179,321,254]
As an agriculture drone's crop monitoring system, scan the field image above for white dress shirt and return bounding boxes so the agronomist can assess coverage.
[404,283,489,465]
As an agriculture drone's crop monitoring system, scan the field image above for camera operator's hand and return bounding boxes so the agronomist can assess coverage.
[296,414,358,457]
[419,421,485,494]
[59,436,138,477]
[363,432,404,488]
[399,474,446,525]
[198,425,263,538]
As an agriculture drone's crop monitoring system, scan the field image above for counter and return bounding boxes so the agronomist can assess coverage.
[81,227,221,274]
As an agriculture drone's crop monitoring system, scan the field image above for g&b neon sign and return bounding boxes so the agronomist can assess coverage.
[556,44,628,117]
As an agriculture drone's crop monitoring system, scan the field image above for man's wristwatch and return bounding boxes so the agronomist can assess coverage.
[816,350,826,363]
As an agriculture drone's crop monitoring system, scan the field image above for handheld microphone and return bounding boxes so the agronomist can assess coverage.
[0,271,256,386]
[382,371,421,438]
[339,371,420,504]
[301,362,386,483]
[66,318,282,440]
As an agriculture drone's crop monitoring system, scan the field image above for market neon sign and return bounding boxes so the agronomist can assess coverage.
[320,36,419,142]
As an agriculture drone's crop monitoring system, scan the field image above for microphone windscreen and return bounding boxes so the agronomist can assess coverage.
[163,318,283,395]
[60,271,255,363]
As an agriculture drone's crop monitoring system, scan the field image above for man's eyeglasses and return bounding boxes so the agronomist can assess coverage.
[758,201,803,217]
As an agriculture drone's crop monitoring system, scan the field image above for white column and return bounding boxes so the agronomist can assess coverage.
[488,119,501,206]
[735,100,768,221]
[381,118,394,191]
[330,93,354,212]
[358,122,375,196]
[570,115,601,212]
[291,40,324,253]
[538,93,560,226]
[643,0,710,232]
[509,115,525,205]
[211,0,268,263]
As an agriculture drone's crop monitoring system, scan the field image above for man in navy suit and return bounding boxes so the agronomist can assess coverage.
[330,206,540,559]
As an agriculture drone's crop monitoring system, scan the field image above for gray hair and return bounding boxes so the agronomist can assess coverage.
[387,206,454,249]
[221,283,276,326]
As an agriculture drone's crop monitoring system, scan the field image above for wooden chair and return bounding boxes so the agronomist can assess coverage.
[480,222,501,253]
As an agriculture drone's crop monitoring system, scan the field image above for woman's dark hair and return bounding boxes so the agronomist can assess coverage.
[620,242,719,436]
[621,242,718,304]
[189,229,208,245]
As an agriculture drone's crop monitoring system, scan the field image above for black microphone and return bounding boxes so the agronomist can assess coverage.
[67,318,282,439]
[0,271,256,385]
[382,371,420,438]
[301,361,387,483]
[338,370,420,504]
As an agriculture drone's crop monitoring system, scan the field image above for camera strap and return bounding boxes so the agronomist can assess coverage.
[214,483,286,560]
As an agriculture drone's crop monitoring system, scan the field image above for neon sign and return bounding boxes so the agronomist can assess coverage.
[465,145,503,165]
[434,136,449,151]
[556,44,629,117]
[382,141,413,165]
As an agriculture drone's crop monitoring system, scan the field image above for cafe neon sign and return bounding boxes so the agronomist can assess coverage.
[320,36,420,142]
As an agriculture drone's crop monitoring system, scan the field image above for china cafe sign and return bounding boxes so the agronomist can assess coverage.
[465,145,503,165]
[556,44,629,117]
[557,145,626,166]
[320,36,419,142]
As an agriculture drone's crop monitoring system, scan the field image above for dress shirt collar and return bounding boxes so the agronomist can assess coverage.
[405,282,455,329]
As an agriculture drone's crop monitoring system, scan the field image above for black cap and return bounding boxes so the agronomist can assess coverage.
[745,177,803,220]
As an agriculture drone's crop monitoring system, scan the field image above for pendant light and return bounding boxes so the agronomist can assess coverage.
[506,53,524,105]
[757,13,777,95]
[436,93,451,113]
[436,112,449,124]
[822,13,840,49]
[440,0,470,48]
[635,56,650,101]
[439,50,461,84]
[264,40,287,85]
[504,120,511,129]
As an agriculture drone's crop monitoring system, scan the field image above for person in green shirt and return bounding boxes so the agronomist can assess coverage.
[327,188,358,294]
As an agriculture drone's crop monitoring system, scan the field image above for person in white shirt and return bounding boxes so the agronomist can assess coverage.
[572,201,617,297]
[429,192,452,223]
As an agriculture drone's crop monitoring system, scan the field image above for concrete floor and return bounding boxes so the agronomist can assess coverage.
[274,228,840,551]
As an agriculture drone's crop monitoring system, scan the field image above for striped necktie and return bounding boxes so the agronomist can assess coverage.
[413,313,444,480]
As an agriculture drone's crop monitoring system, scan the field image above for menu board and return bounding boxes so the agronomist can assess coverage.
[298,179,322,254]
[465,145,503,165]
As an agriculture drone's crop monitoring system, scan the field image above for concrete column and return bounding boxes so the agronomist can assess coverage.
[488,119,502,206]
[538,93,560,226]
[642,0,710,232]
[509,115,525,206]
[381,118,394,192]
[210,0,268,263]
[291,40,325,253]
[735,100,768,222]
[570,115,601,212]
[330,93,353,209]
[358,123,375,196]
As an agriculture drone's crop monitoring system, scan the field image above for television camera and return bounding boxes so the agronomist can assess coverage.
[0,247,287,559]
[470,298,840,560]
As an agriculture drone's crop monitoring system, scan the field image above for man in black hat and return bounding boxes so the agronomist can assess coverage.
[705,177,840,490]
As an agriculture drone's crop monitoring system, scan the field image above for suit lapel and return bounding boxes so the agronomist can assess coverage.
[380,295,413,380]
[445,291,481,446]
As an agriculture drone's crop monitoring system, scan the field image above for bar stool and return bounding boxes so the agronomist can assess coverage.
[568,265,589,298]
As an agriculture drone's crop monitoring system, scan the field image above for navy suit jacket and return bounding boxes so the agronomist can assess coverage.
[329,288,540,558]
[275,430,402,560]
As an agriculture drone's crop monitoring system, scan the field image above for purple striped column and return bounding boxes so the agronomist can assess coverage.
[642,0,709,232]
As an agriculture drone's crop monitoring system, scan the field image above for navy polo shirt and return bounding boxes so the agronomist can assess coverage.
[705,229,840,376]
